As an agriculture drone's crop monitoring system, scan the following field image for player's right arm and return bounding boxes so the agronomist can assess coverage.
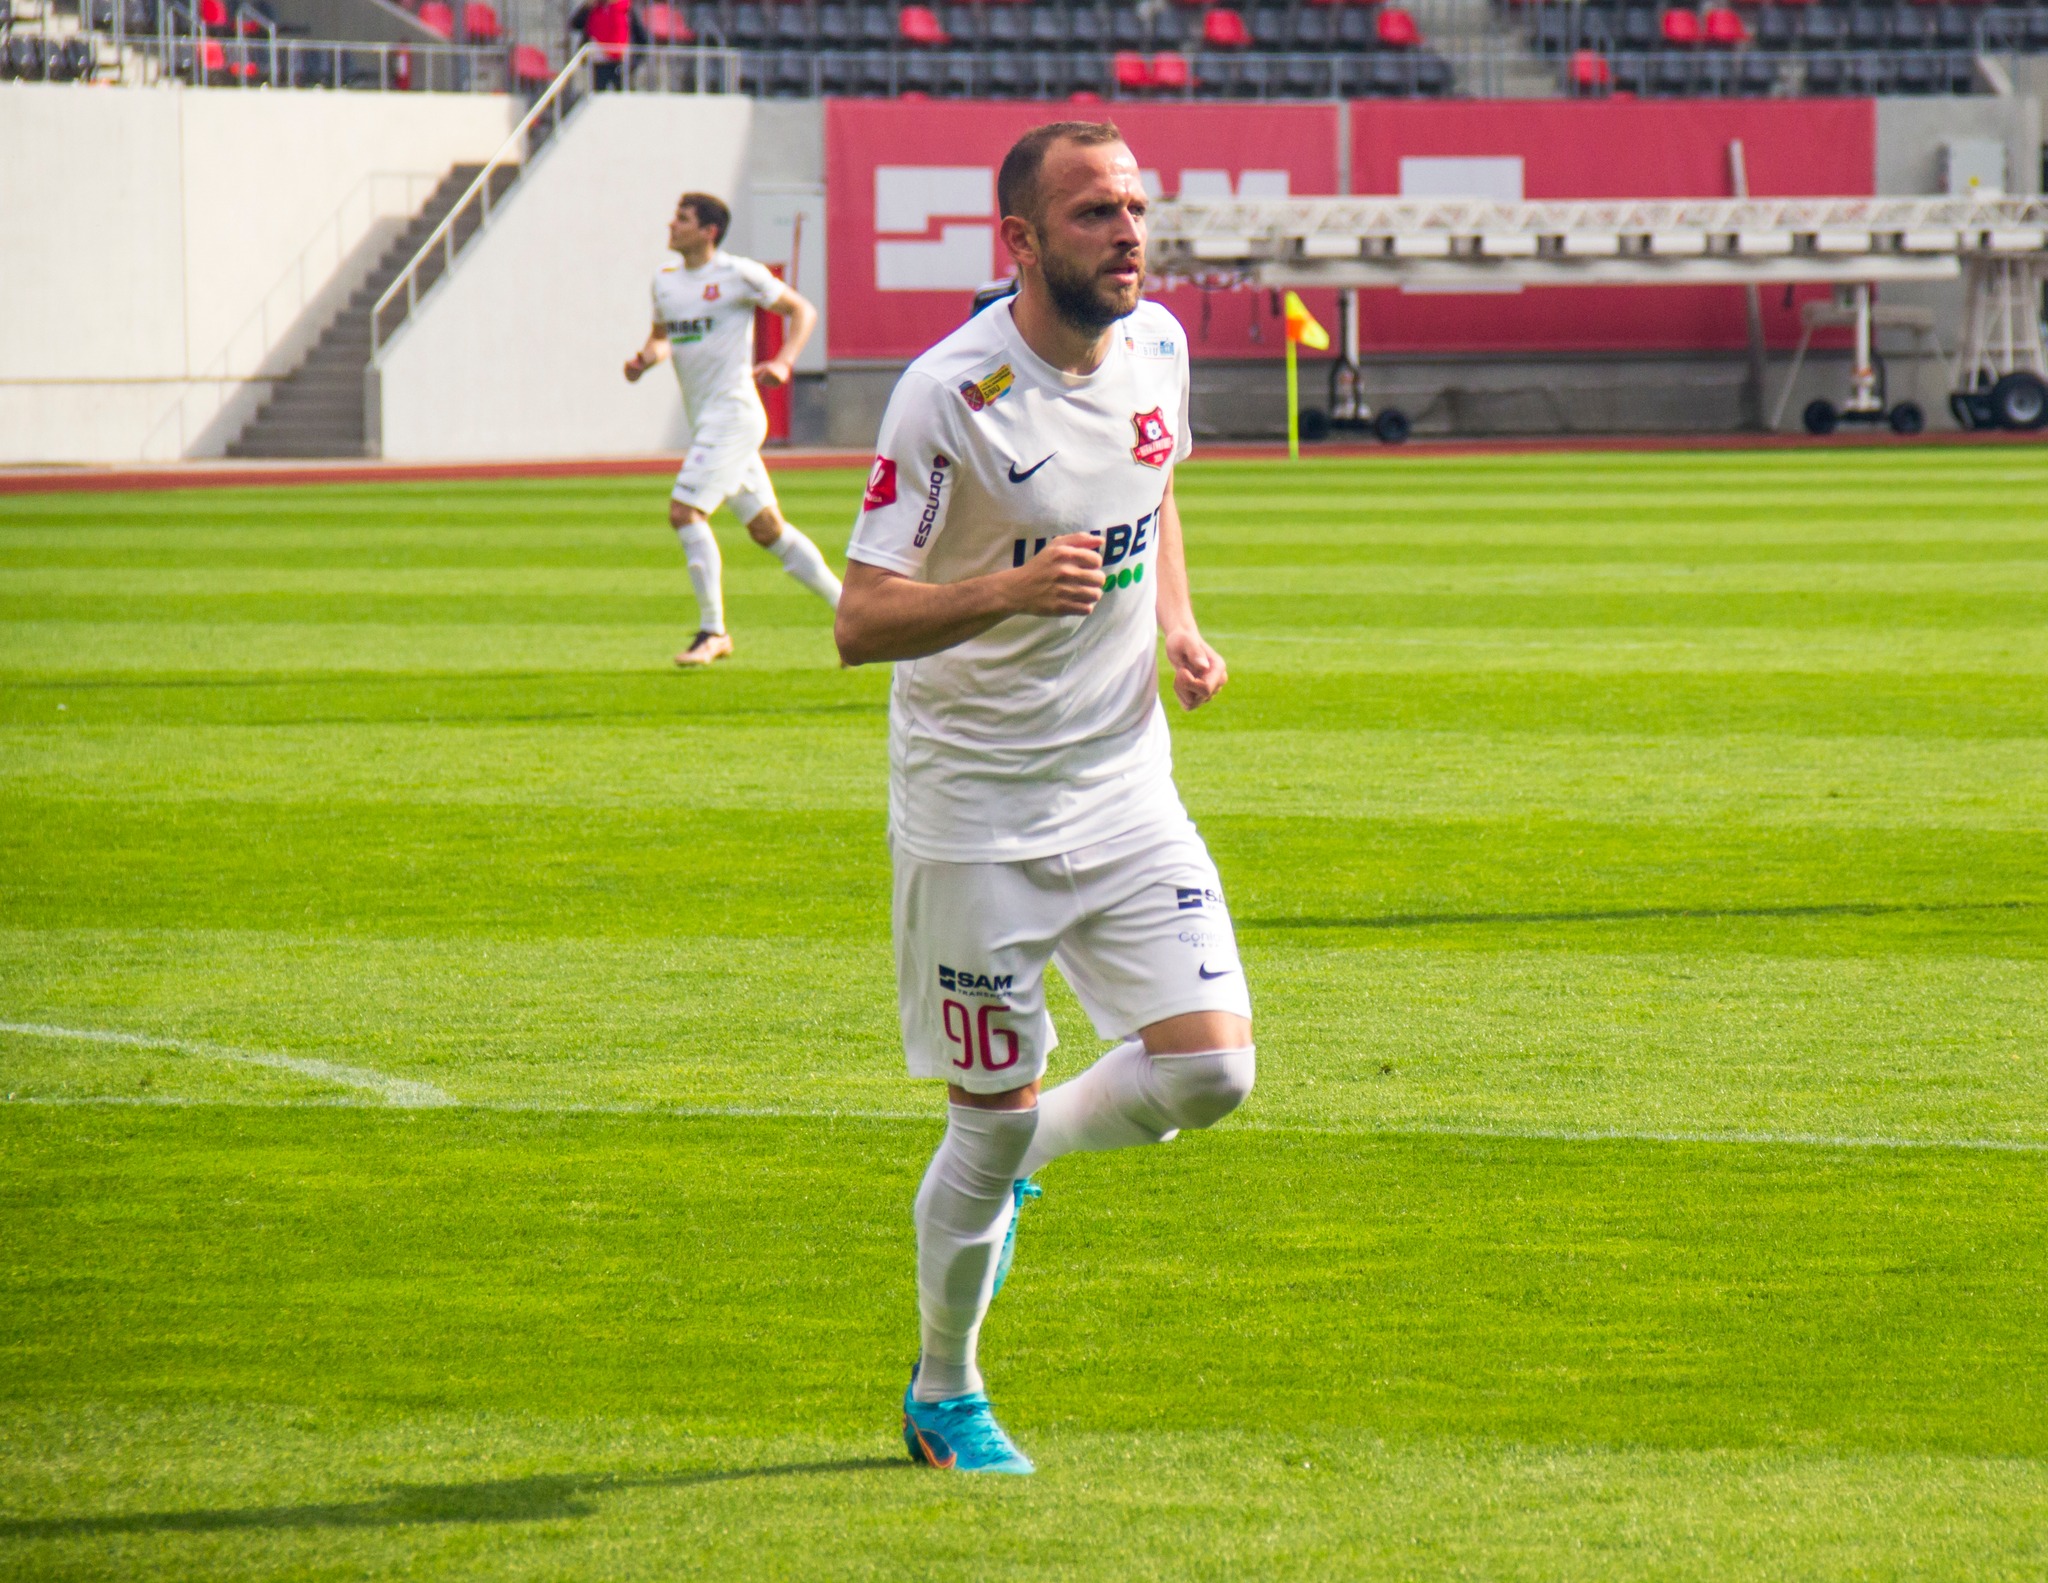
[836,371,1101,666]
[623,320,669,383]
[836,542,1104,666]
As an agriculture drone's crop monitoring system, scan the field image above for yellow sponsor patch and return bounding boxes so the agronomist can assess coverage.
[957,364,1014,413]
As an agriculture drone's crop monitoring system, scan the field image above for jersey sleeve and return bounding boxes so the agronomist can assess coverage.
[731,256,790,310]
[845,371,961,579]
[1172,322,1194,465]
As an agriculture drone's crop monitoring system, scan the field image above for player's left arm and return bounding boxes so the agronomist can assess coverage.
[752,288,818,389]
[1154,476,1227,712]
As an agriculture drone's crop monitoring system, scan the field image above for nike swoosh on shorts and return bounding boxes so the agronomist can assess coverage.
[1199,964,1235,980]
[1007,454,1055,483]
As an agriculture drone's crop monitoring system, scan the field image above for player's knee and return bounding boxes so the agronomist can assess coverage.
[745,509,783,546]
[1149,1046,1255,1131]
[669,499,701,532]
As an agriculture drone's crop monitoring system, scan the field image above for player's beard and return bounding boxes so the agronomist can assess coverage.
[1040,241,1142,333]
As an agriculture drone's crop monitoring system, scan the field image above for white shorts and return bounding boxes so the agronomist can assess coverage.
[671,424,779,523]
[892,816,1253,1093]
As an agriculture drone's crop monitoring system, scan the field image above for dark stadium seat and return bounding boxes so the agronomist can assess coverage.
[1059,48,1109,91]
[1289,4,1330,43]
[985,48,1027,89]
[1071,7,1106,46]
[1797,5,1843,43]
[1753,5,1793,45]
[1335,4,1373,44]
[898,45,938,85]
[730,4,768,45]
[1249,5,1283,45]
[1618,6,1653,44]
[1366,50,1406,89]
[49,35,95,79]
[1110,4,1145,46]
[1848,51,1894,90]
[1028,5,1065,44]
[1650,50,1696,89]
[1280,52,1329,91]
[1934,6,1972,46]
[814,2,851,43]
[1802,50,1843,88]
[1735,49,1776,89]
[1846,4,1882,45]
[688,2,724,41]
[1611,50,1648,90]
[853,44,891,86]
[978,1,1020,43]
[774,3,813,44]
[1890,6,1932,45]
[768,46,812,88]
[857,3,892,43]
[1894,48,1936,88]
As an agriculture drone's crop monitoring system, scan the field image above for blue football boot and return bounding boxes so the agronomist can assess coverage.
[902,1368,1035,1475]
[991,1178,1041,1300]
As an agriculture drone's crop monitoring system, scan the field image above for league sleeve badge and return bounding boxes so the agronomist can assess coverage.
[1130,408,1175,468]
[862,457,898,511]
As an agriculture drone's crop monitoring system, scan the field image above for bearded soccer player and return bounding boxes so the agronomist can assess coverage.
[835,122,1253,1475]
[624,191,842,666]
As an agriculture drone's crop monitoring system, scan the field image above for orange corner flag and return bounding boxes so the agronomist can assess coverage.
[1282,290,1330,351]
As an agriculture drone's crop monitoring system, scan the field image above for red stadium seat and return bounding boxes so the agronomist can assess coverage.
[1201,7,1250,47]
[198,0,227,27]
[897,3,947,43]
[1659,6,1700,42]
[461,1,501,38]
[416,0,453,35]
[195,36,225,68]
[1374,5,1419,44]
[1702,7,1747,42]
[509,41,552,82]
[644,0,692,40]
[1150,49,1188,89]
[1112,48,1149,88]
[1568,46,1611,89]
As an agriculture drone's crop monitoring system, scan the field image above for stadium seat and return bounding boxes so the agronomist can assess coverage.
[1753,5,1793,45]
[1249,5,1283,44]
[898,46,938,86]
[48,35,96,79]
[1701,6,1745,41]
[509,41,552,82]
[1797,6,1843,43]
[1071,7,1106,46]
[854,45,892,87]
[729,5,768,45]
[644,1,694,40]
[1335,5,1373,44]
[1112,46,1149,86]
[1029,5,1065,44]
[858,3,892,43]
[985,3,1025,43]
[1618,6,1653,44]
[1735,49,1776,89]
[815,3,852,44]
[1846,5,1882,45]
[1802,51,1843,89]
[1290,6,1331,44]
[1934,6,1972,46]
[774,3,815,44]
[1150,47,1189,88]
[198,0,227,27]
[1201,6,1250,45]
[1649,50,1696,88]
[1280,53,1329,91]
[416,0,453,35]
[897,4,947,42]
[1375,5,1419,44]
[1110,5,1146,47]
[462,1,501,38]
[985,48,1028,89]
[1567,45,1612,89]
[1062,48,1110,92]
[769,47,813,89]
[1659,7,1700,43]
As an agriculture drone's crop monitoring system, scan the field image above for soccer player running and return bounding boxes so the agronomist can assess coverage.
[835,122,1253,1475]
[625,191,842,667]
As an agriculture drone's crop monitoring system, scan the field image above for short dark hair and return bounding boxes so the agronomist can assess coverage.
[677,191,731,245]
[996,121,1124,226]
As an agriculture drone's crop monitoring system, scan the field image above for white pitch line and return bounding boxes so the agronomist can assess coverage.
[0,1021,459,1109]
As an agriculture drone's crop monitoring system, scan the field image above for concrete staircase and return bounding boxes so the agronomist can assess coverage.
[227,163,517,459]
[1428,0,1559,96]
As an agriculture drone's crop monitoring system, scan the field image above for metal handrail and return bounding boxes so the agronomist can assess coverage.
[369,40,594,360]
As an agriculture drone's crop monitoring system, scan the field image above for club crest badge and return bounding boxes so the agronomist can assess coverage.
[957,364,1015,413]
[703,283,721,302]
[862,456,898,511]
[1130,408,1174,468]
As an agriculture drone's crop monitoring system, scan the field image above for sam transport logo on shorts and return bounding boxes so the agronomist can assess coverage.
[938,964,1012,1000]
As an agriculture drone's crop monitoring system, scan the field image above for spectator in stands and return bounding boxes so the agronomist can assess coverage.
[572,0,645,89]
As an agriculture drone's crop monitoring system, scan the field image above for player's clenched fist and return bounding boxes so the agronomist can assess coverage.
[1007,533,1104,618]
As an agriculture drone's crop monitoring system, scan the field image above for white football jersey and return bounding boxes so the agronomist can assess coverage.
[846,297,1194,863]
[649,249,787,436]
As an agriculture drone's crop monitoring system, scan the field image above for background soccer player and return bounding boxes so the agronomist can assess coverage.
[835,122,1254,1476]
[625,191,842,667]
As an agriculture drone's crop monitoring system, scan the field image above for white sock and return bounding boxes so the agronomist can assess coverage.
[913,1103,1038,1403]
[1017,1041,1255,1177]
[674,519,725,634]
[766,524,842,609]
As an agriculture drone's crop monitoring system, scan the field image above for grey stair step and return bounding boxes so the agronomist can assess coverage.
[225,157,519,460]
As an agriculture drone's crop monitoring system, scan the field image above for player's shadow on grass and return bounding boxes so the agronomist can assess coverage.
[0,1460,904,1539]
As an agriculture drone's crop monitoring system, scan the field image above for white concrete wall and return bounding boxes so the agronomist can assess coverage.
[0,82,515,462]
[377,93,794,459]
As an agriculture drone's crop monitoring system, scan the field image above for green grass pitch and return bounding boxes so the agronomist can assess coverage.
[3,449,2046,1580]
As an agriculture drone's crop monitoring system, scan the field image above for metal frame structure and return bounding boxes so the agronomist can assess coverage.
[1148,194,2048,433]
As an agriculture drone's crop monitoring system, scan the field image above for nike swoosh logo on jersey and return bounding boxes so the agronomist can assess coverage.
[1007,453,1055,483]
[1198,964,1235,980]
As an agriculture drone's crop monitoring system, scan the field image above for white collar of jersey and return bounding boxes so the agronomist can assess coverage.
[995,299,1128,391]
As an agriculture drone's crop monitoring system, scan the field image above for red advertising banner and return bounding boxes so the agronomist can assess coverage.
[825,100,1341,362]
[1348,99,1877,352]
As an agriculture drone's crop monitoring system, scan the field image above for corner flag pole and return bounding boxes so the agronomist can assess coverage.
[1281,290,1330,462]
